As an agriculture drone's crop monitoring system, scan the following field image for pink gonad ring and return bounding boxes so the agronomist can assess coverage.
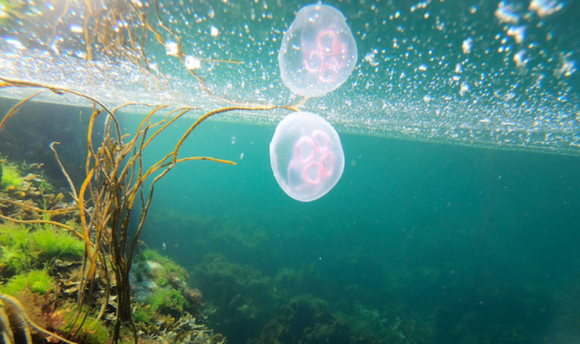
[278,4,358,97]
[270,112,345,202]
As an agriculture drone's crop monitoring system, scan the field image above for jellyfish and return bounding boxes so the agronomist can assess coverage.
[278,4,358,97]
[270,112,345,202]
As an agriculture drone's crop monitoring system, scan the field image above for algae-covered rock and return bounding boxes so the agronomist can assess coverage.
[129,249,228,343]
[131,249,202,319]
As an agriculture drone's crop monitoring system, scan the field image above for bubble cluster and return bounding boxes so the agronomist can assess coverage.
[0,0,577,155]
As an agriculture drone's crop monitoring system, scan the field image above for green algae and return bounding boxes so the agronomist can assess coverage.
[147,288,188,313]
[0,269,55,295]
[132,306,152,325]
[0,223,35,273]
[31,226,84,259]
[140,248,189,287]
[0,222,84,275]
[61,304,110,344]
[0,160,23,189]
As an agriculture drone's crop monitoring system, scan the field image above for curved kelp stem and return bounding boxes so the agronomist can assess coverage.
[0,293,78,344]
[0,79,297,343]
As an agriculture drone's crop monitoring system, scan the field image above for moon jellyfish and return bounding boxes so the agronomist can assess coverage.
[279,4,358,97]
[270,112,345,202]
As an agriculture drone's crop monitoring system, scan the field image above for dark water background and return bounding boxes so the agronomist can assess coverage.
[1,101,580,343]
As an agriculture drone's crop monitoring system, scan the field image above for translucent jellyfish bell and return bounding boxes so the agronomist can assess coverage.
[279,4,358,97]
[270,112,345,202]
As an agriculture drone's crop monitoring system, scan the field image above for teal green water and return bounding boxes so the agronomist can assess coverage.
[1,97,579,343]
[115,112,580,343]
[1,0,580,341]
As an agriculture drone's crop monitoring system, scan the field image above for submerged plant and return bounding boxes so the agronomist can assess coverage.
[131,306,152,325]
[0,221,85,274]
[0,223,35,273]
[0,77,296,343]
[61,304,109,344]
[0,244,33,274]
[0,293,77,344]
[141,249,164,262]
[147,288,188,314]
[0,0,303,328]
[0,159,23,189]
[31,226,85,260]
[0,269,55,295]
